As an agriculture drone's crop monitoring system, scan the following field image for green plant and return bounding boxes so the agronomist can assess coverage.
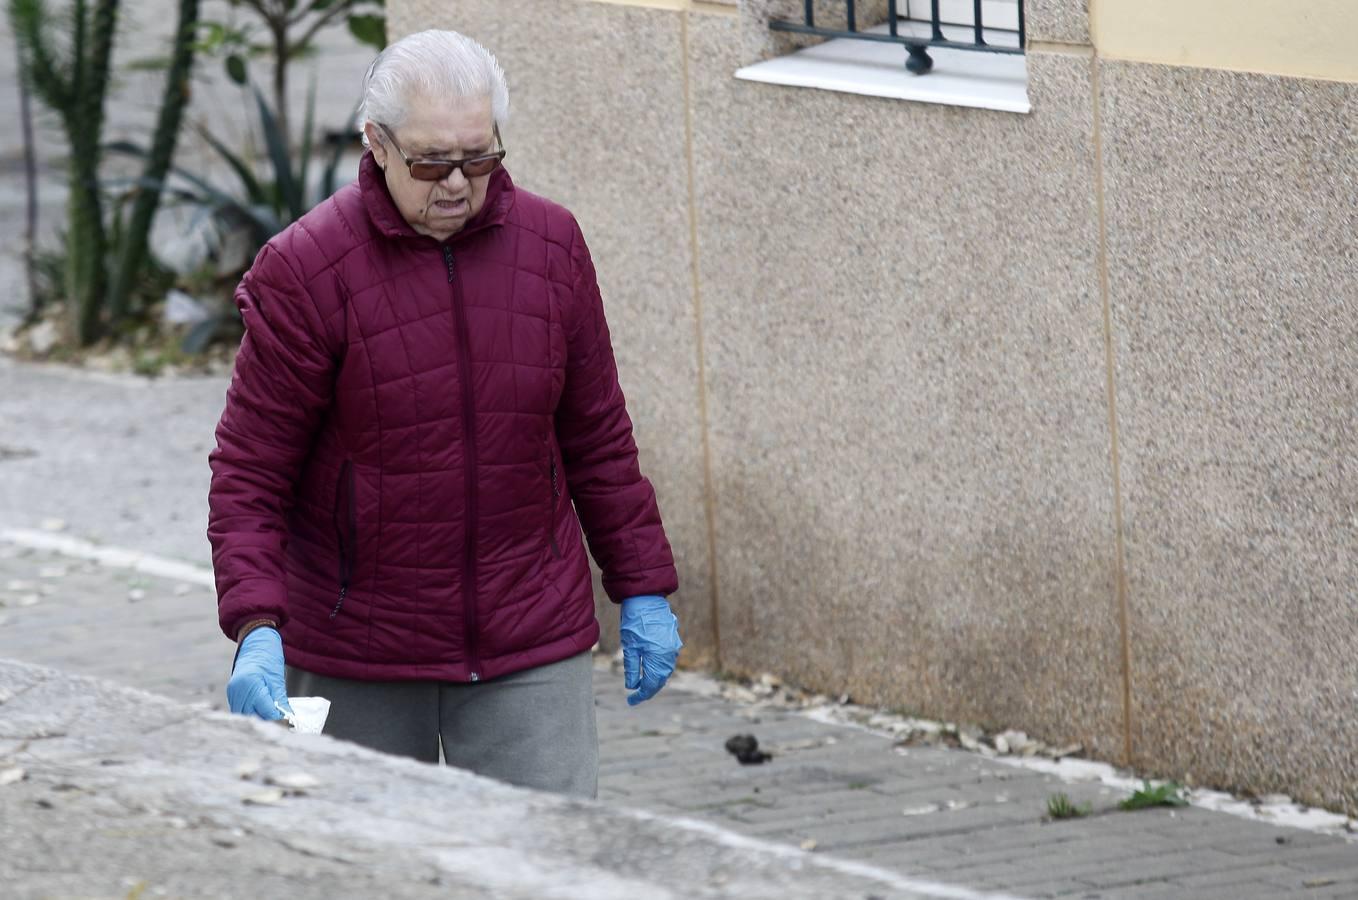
[1118,780,1189,812]
[1046,793,1091,820]
[104,195,179,329]
[197,0,385,142]
[11,0,120,344]
[105,0,200,323]
[114,82,349,241]
[108,83,348,352]
[22,245,66,322]
[10,0,201,345]
[13,19,40,313]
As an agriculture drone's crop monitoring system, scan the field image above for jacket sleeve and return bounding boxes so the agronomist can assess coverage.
[554,220,679,603]
[207,241,339,640]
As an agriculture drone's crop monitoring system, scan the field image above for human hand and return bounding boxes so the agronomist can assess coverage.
[620,595,683,706]
[226,626,291,720]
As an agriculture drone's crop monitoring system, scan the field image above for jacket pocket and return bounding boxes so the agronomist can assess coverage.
[548,452,562,559]
[331,460,357,619]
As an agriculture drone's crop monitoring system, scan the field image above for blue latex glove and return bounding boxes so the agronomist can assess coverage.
[227,627,292,720]
[620,595,683,706]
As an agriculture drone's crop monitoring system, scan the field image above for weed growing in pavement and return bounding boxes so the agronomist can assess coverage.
[1119,780,1189,811]
[1046,793,1091,820]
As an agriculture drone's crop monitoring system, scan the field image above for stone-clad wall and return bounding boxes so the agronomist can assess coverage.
[1100,61,1358,808]
[389,0,1358,811]
[685,21,1122,761]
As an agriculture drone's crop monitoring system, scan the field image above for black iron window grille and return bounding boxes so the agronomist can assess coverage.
[770,0,1025,75]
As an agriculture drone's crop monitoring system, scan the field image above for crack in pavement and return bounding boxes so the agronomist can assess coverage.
[0,678,46,707]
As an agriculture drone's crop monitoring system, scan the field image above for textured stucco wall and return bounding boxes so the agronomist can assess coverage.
[1024,0,1088,45]
[1100,60,1358,811]
[386,0,1358,811]
[688,16,1121,760]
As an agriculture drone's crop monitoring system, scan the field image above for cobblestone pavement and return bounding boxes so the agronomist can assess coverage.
[4,362,1358,898]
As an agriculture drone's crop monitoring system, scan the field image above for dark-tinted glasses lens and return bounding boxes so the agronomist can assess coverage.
[461,154,504,177]
[408,154,503,181]
[408,161,455,181]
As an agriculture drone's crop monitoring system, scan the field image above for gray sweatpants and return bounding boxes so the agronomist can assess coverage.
[286,651,598,799]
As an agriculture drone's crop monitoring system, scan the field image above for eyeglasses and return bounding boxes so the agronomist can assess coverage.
[377,122,506,181]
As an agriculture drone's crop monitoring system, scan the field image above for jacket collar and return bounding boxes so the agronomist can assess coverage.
[359,149,516,245]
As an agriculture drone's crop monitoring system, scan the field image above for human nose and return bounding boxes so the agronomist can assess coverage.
[438,164,469,190]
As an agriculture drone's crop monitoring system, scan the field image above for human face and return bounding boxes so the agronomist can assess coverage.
[366,94,499,242]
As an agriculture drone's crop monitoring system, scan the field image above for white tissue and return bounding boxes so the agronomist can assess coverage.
[276,696,331,734]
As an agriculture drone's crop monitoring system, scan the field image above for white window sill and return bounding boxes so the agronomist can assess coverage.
[734,20,1030,115]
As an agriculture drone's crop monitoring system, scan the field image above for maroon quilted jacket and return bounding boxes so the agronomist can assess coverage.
[207,152,678,682]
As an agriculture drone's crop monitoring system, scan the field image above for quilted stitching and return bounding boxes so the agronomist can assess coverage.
[208,153,678,682]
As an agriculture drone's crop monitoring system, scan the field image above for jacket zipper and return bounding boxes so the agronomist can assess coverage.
[445,244,481,682]
[549,455,562,559]
[331,460,356,619]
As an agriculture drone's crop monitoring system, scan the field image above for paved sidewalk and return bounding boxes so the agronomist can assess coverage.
[2,541,1356,899]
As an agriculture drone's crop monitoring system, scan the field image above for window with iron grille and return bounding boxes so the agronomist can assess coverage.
[738,0,1029,114]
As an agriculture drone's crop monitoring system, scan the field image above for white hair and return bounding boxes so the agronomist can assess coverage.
[359,30,510,147]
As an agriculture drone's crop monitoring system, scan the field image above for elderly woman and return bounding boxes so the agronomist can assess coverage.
[208,29,682,798]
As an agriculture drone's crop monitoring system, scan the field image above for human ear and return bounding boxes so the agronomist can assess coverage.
[364,122,388,169]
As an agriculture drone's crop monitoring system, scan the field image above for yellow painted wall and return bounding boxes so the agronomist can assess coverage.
[1093,0,1358,83]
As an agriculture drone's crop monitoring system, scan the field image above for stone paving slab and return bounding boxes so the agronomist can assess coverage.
[3,540,1357,898]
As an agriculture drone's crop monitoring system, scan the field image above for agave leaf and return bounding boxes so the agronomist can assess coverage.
[105,141,232,201]
[182,200,218,235]
[196,124,267,205]
[209,200,284,245]
[297,74,318,218]
[105,145,282,243]
[317,100,362,202]
[239,202,286,240]
[317,137,346,204]
[252,85,299,221]
[181,315,223,354]
[192,195,281,243]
